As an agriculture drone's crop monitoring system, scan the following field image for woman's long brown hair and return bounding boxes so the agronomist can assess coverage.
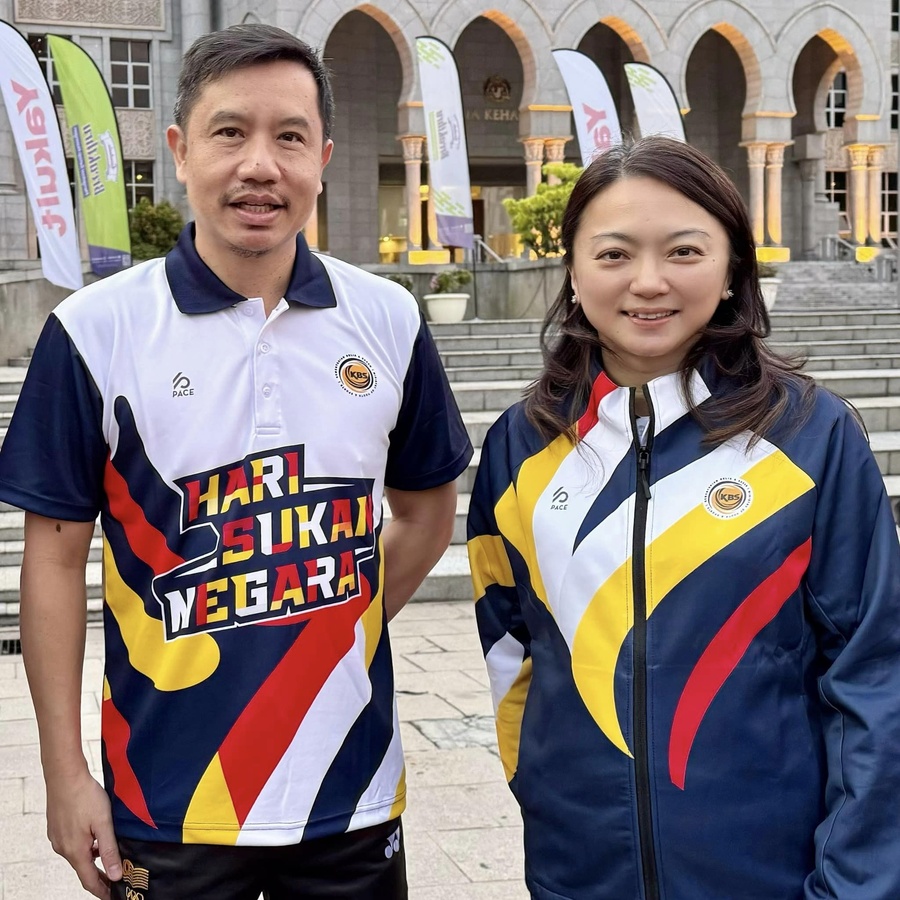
[525,136,815,446]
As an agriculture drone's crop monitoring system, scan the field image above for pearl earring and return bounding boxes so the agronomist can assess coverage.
[725,289,734,299]
[571,293,578,304]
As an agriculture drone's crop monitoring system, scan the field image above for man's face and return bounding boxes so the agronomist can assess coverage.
[166,59,333,270]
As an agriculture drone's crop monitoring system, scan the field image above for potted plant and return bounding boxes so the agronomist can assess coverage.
[382,273,414,293]
[757,260,781,310]
[423,267,472,323]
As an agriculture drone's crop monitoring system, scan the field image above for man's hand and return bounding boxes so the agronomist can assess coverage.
[46,769,122,899]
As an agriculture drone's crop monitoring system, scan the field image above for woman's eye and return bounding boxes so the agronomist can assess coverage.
[599,250,625,261]
[673,247,699,257]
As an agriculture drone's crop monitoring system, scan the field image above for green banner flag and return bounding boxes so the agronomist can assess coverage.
[49,35,131,274]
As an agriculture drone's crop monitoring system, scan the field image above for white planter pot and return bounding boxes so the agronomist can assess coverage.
[760,277,781,311]
[424,292,469,323]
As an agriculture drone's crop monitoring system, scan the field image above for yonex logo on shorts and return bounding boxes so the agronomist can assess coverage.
[384,826,401,859]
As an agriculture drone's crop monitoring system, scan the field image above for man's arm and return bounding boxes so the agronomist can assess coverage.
[382,482,457,621]
[20,513,122,899]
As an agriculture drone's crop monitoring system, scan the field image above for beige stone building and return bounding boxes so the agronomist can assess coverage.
[0,0,896,266]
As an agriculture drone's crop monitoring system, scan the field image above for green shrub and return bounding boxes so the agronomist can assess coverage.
[383,273,414,293]
[129,198,184,260]
[502,162,583,257]
[429,267,472,293]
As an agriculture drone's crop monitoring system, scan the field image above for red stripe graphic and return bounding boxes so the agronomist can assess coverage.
[218,577,373,823]
[102,693,156,828]
[577,372,618,439]
[668,538,812,790]
[104,457,184,576]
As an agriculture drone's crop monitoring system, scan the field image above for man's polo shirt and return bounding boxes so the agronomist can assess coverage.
[0,225,472,845]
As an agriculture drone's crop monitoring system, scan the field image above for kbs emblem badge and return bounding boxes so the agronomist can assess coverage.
[335,355,377,396]
[704,478,752,519]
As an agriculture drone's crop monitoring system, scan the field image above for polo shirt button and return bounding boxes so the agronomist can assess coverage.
[259,342,271,354]
[262,384,272,397]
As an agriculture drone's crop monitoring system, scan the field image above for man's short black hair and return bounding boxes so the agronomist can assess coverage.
[173,23,335,141]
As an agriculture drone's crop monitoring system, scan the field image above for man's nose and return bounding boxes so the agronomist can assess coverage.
[236,136,280,181]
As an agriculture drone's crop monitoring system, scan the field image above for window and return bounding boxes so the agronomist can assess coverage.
[826,170,849,233]
[882,172,898,239]
[110,39,151,108]
[124,160,154,207]
[892,73,899,130]
[893,0,899,33]
[825,71,847,129]
[27,33,66,104]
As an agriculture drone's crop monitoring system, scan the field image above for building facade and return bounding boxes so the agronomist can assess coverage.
[0,0,896,266]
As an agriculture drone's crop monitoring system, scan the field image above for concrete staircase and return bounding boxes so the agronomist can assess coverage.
[4,278,900,622]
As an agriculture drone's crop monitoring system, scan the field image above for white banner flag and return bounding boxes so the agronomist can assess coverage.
[552,49,622,166]
[415,36,474,249]
[0,21,82,289]
[624,62,686,143]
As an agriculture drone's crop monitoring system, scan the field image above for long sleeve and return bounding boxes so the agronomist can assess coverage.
[467,415,533,788]
[802,404,900,899]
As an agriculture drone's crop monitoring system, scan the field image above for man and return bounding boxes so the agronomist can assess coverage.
[0,24,471,900]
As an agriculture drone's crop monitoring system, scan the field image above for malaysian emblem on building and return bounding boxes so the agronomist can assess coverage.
[483,75,511,104]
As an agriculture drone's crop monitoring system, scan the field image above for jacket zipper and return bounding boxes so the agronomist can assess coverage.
[631,387,660,900]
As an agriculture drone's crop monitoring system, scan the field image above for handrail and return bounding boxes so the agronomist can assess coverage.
[818,234,856,261]
[472,235,504,264]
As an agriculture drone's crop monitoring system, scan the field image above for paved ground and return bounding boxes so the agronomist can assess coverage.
[0,601,529,900]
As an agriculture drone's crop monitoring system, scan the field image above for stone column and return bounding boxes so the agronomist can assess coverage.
[543,139,568,185]
[743,142,767,246]
[867,145,885,244]
[798,159,819,259]
[846,144,870,245]
[400,136,424,251]
[765,143,786,246]
[523,138,545,196]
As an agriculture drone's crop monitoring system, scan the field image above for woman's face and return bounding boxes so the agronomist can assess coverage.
[569,175,732,388]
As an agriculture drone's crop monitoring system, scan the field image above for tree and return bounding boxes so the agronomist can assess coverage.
[129,198,184,260]
[502,162,583,258]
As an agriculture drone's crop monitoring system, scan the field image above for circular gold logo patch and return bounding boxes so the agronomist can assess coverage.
[335,355,377,396]
[704,478,752,519]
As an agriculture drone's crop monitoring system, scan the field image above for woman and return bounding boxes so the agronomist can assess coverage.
[467,136,900,900]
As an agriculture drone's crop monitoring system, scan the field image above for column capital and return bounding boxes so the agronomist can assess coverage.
[867,144,886,168]
[845,143,870,169]
[399,135,425,163]
[543,138,569,164]
[765,143,787,166]
[741,141,768,166]
[522,138,546,164]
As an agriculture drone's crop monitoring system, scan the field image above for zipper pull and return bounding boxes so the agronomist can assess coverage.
[638,449,651,499]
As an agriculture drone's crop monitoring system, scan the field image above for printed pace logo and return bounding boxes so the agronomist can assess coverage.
[335,355,377,396]
[152,446,376,640]
[172,372,194,397]
[550,487,569,510]
[703,478,753,519]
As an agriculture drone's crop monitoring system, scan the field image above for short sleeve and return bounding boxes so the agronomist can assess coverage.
[0,313,107,521]
[384,315,472,491]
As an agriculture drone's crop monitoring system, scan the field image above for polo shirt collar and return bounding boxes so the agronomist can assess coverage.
[165,223,337,314]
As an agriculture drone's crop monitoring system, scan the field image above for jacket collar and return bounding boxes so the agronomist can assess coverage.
[164,223,337,315]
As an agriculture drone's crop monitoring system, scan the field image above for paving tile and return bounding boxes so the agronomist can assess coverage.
[22,776,44,815]
[442,692,495,718]
[0,746,42,779]
[399,722,437,752]
[390,635,444,655]
[403,781,520,832]
[396,601,472,621]
[1,856,84,900]
[397,693,464,722]
[0,779,23,817]
[461,668,491,688]
[392,654,426,674]
[404,829,470,889]
[0,679,31,700]
[0,811,52,863]
[405,747,503,788]
[431,825,526,883]
[426,632,482,653]
[389,617,477,638]
[404,651,489,672]
[411,881,530,900]
[394,670,486,696]
[0,719,37,747]
[414,716,499,752]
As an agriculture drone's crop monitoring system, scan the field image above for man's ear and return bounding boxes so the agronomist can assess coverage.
[166,124,188,184]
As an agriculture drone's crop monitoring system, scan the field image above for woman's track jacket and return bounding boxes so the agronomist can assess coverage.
[467,361,900,900]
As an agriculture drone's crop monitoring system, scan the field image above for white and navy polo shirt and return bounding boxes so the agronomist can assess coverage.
[0,225,472,846]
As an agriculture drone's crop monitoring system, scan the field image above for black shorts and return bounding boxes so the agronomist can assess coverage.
[111,817,407,900]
